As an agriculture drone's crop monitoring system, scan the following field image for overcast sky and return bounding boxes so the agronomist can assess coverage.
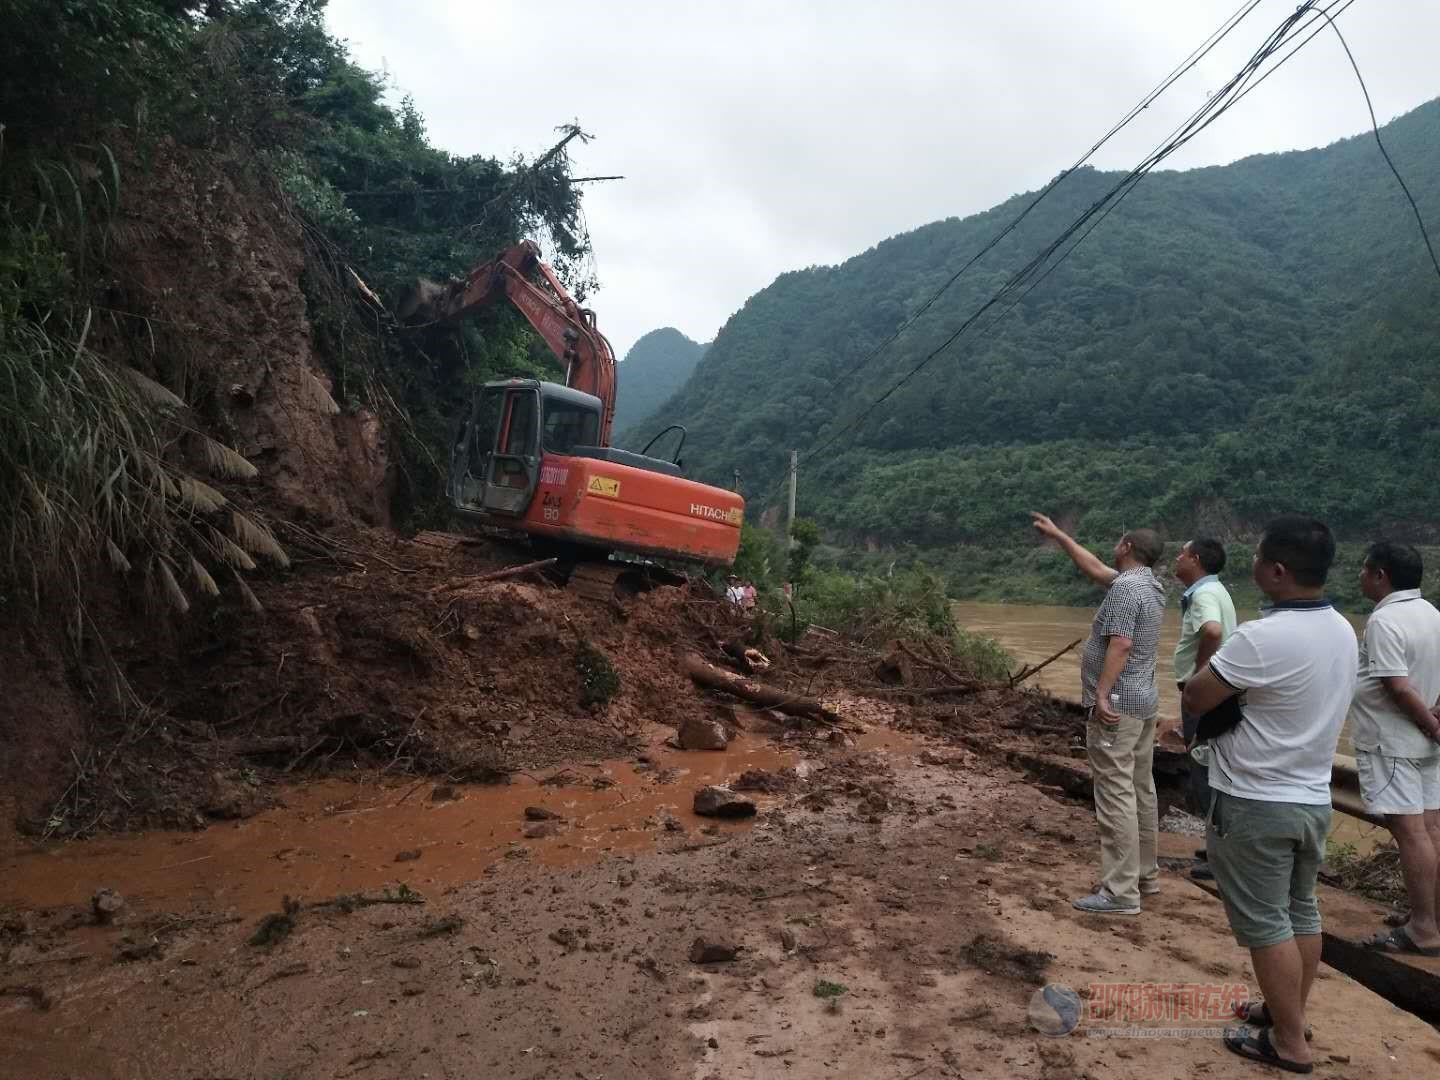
[326,0,1439,360]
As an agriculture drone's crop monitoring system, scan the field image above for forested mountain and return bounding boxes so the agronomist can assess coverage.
[612,327,707,435]
[646,99,1440,595]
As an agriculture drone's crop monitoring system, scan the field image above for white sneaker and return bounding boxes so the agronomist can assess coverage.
[1139,879,1161,896]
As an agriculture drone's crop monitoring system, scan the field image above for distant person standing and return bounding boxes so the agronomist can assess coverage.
[1348,541,1440,957]
[1030,513,1166,916]
[1182,517,1356,1074]
[725,575,745,606]
[1172,537,1238,880]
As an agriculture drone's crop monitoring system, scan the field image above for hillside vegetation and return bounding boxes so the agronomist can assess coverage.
[644,100,1440,602]
[0,0,593,827]
[613,327,707,435]
[0,0,589,618]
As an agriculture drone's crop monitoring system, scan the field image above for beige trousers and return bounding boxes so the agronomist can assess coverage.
[1086,709,1159,907]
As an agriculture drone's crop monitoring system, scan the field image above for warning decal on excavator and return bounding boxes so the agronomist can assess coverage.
[587,476,621,498]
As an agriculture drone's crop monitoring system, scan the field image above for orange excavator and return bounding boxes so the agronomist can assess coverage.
[425,242,744,581]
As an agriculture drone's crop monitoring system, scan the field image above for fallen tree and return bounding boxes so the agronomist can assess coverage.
[683,654,843,725]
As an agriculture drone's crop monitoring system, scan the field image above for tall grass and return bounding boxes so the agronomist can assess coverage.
[0,310,287,617]
[1,141,284,623]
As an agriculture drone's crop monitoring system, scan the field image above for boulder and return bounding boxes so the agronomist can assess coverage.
[92,888,125,925]
[202,771,264,820]
[678,717,730,751]
[693,785,756,819]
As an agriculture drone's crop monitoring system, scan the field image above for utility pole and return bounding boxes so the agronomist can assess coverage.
[787,450,798,544]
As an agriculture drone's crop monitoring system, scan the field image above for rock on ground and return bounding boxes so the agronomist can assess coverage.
[693,785,756,818]
[678,717,731,751]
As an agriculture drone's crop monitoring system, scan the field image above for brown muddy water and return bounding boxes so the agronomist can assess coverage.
[0,726,912,919]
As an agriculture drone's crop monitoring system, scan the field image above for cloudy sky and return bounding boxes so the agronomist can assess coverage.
[326,0,1439,359]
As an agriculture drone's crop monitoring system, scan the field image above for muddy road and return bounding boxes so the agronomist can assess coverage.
[3,718,1437,1080]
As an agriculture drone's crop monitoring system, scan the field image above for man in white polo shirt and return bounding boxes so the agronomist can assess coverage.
[1349,541,1440,956]
[1183,517,1356,1075]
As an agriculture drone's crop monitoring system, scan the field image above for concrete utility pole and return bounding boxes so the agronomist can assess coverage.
[787,450,798,544]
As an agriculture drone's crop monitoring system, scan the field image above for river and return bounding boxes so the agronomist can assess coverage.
[952,600,1365,746]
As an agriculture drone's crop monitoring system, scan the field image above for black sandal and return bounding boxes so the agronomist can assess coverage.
[1366,925,1440,957]
[1225,1027,1313,1074]
[1233,1001,1313,1041]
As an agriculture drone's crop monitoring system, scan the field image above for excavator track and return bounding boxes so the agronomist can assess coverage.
[420,530,690,604]
[567,561,689,604]
[568,562,627,604]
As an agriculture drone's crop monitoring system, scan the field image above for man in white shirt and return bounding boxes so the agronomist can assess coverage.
[1348,541,1440,956]
[725,575,744,606]
[1183,517,1357,1075]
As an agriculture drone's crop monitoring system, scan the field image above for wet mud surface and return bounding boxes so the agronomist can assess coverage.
[4,722,1438,1080]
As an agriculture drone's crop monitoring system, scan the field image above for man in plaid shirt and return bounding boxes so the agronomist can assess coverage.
[1032,513,1167,915]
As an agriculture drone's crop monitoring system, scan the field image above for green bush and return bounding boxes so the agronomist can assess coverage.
[575,640,620,710]
[784,567,1012,680]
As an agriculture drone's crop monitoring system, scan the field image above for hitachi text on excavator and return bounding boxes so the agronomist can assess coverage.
[411,242,744,586]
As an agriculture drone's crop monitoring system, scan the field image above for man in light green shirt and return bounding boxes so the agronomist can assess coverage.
[1172,537,1238,876]
[1175,538,1239,690]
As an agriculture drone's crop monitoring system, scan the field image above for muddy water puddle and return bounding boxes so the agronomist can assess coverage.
[0,728,908,919]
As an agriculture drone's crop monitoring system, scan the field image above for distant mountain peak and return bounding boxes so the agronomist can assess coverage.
[613,328,708,437]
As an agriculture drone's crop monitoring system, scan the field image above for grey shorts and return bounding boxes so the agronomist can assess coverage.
[1206,791,1331,949]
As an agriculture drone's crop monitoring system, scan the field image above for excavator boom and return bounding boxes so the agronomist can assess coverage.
[434,241,617,446]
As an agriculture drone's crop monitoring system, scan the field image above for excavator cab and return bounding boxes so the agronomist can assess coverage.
[454,380,543,515]
[451,379,605,517]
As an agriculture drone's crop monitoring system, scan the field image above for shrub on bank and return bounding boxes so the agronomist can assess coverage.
[776,567,1013,682]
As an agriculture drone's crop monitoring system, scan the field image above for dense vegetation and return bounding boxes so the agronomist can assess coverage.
[646,100,1440,603]
[732,522,1012,680]
[0,0,591,616]
[612,327,707,436]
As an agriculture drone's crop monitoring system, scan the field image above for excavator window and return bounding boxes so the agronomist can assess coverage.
[468,391,504,479]
[500,393,537,456]
[542,399,600,455]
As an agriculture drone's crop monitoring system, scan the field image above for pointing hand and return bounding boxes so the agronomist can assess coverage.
[1030,511,1064,540]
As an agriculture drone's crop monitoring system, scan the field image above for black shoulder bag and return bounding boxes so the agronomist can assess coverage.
[1193,693,1245,744]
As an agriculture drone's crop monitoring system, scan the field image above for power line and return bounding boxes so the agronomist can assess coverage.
[811,0,1268,406]
[974,0,1367,341]
[781,0,1345,487]
[1316,6,1440,283]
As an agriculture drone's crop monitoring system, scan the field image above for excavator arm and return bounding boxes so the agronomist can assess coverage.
[431,241,618,446]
